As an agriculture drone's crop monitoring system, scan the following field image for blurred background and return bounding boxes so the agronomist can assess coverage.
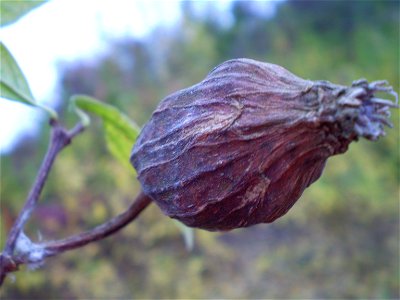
[1,0,399,298]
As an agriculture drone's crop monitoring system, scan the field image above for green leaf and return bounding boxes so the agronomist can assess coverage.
[1,1,47,27]
[0,42,34,104]
[71,95,140,170]
[0,42,58,118]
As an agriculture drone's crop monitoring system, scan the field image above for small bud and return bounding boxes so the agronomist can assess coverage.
[131,58,398,231]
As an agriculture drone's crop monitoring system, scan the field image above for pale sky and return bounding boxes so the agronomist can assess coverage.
[0,0,185,153]
[0,0,275,154]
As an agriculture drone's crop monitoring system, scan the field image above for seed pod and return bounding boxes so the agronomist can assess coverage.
[130,58,398,231]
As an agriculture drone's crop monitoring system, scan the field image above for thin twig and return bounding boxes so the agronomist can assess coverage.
[0,192,152,286]
[0,119,152,287]
[0,120,84,286]
[44,191,152,255]
[3,120,83,255]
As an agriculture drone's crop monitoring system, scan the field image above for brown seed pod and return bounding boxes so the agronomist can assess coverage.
[130,58,398,231]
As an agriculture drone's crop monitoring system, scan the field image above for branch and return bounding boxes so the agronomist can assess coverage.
[0,192,152,286]
[3,120,84,255]
[0,120,84,285]
[43,191,151,255]
[0,119,153,287]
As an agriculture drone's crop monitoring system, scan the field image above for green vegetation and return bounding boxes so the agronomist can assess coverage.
[1,1,399,298]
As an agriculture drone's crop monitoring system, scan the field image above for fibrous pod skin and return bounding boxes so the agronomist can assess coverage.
[131,58,397,231]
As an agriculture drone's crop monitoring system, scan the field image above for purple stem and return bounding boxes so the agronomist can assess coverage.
[44,191,151,254]
[0,120,152,287]
[0,120,84,285]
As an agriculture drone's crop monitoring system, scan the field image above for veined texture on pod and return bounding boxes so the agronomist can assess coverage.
[131,58,398,231]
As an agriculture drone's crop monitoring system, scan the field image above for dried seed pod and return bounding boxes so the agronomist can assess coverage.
[130,58,398,231]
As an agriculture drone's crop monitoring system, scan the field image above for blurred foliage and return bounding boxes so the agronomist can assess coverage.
[1,0,399,298]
